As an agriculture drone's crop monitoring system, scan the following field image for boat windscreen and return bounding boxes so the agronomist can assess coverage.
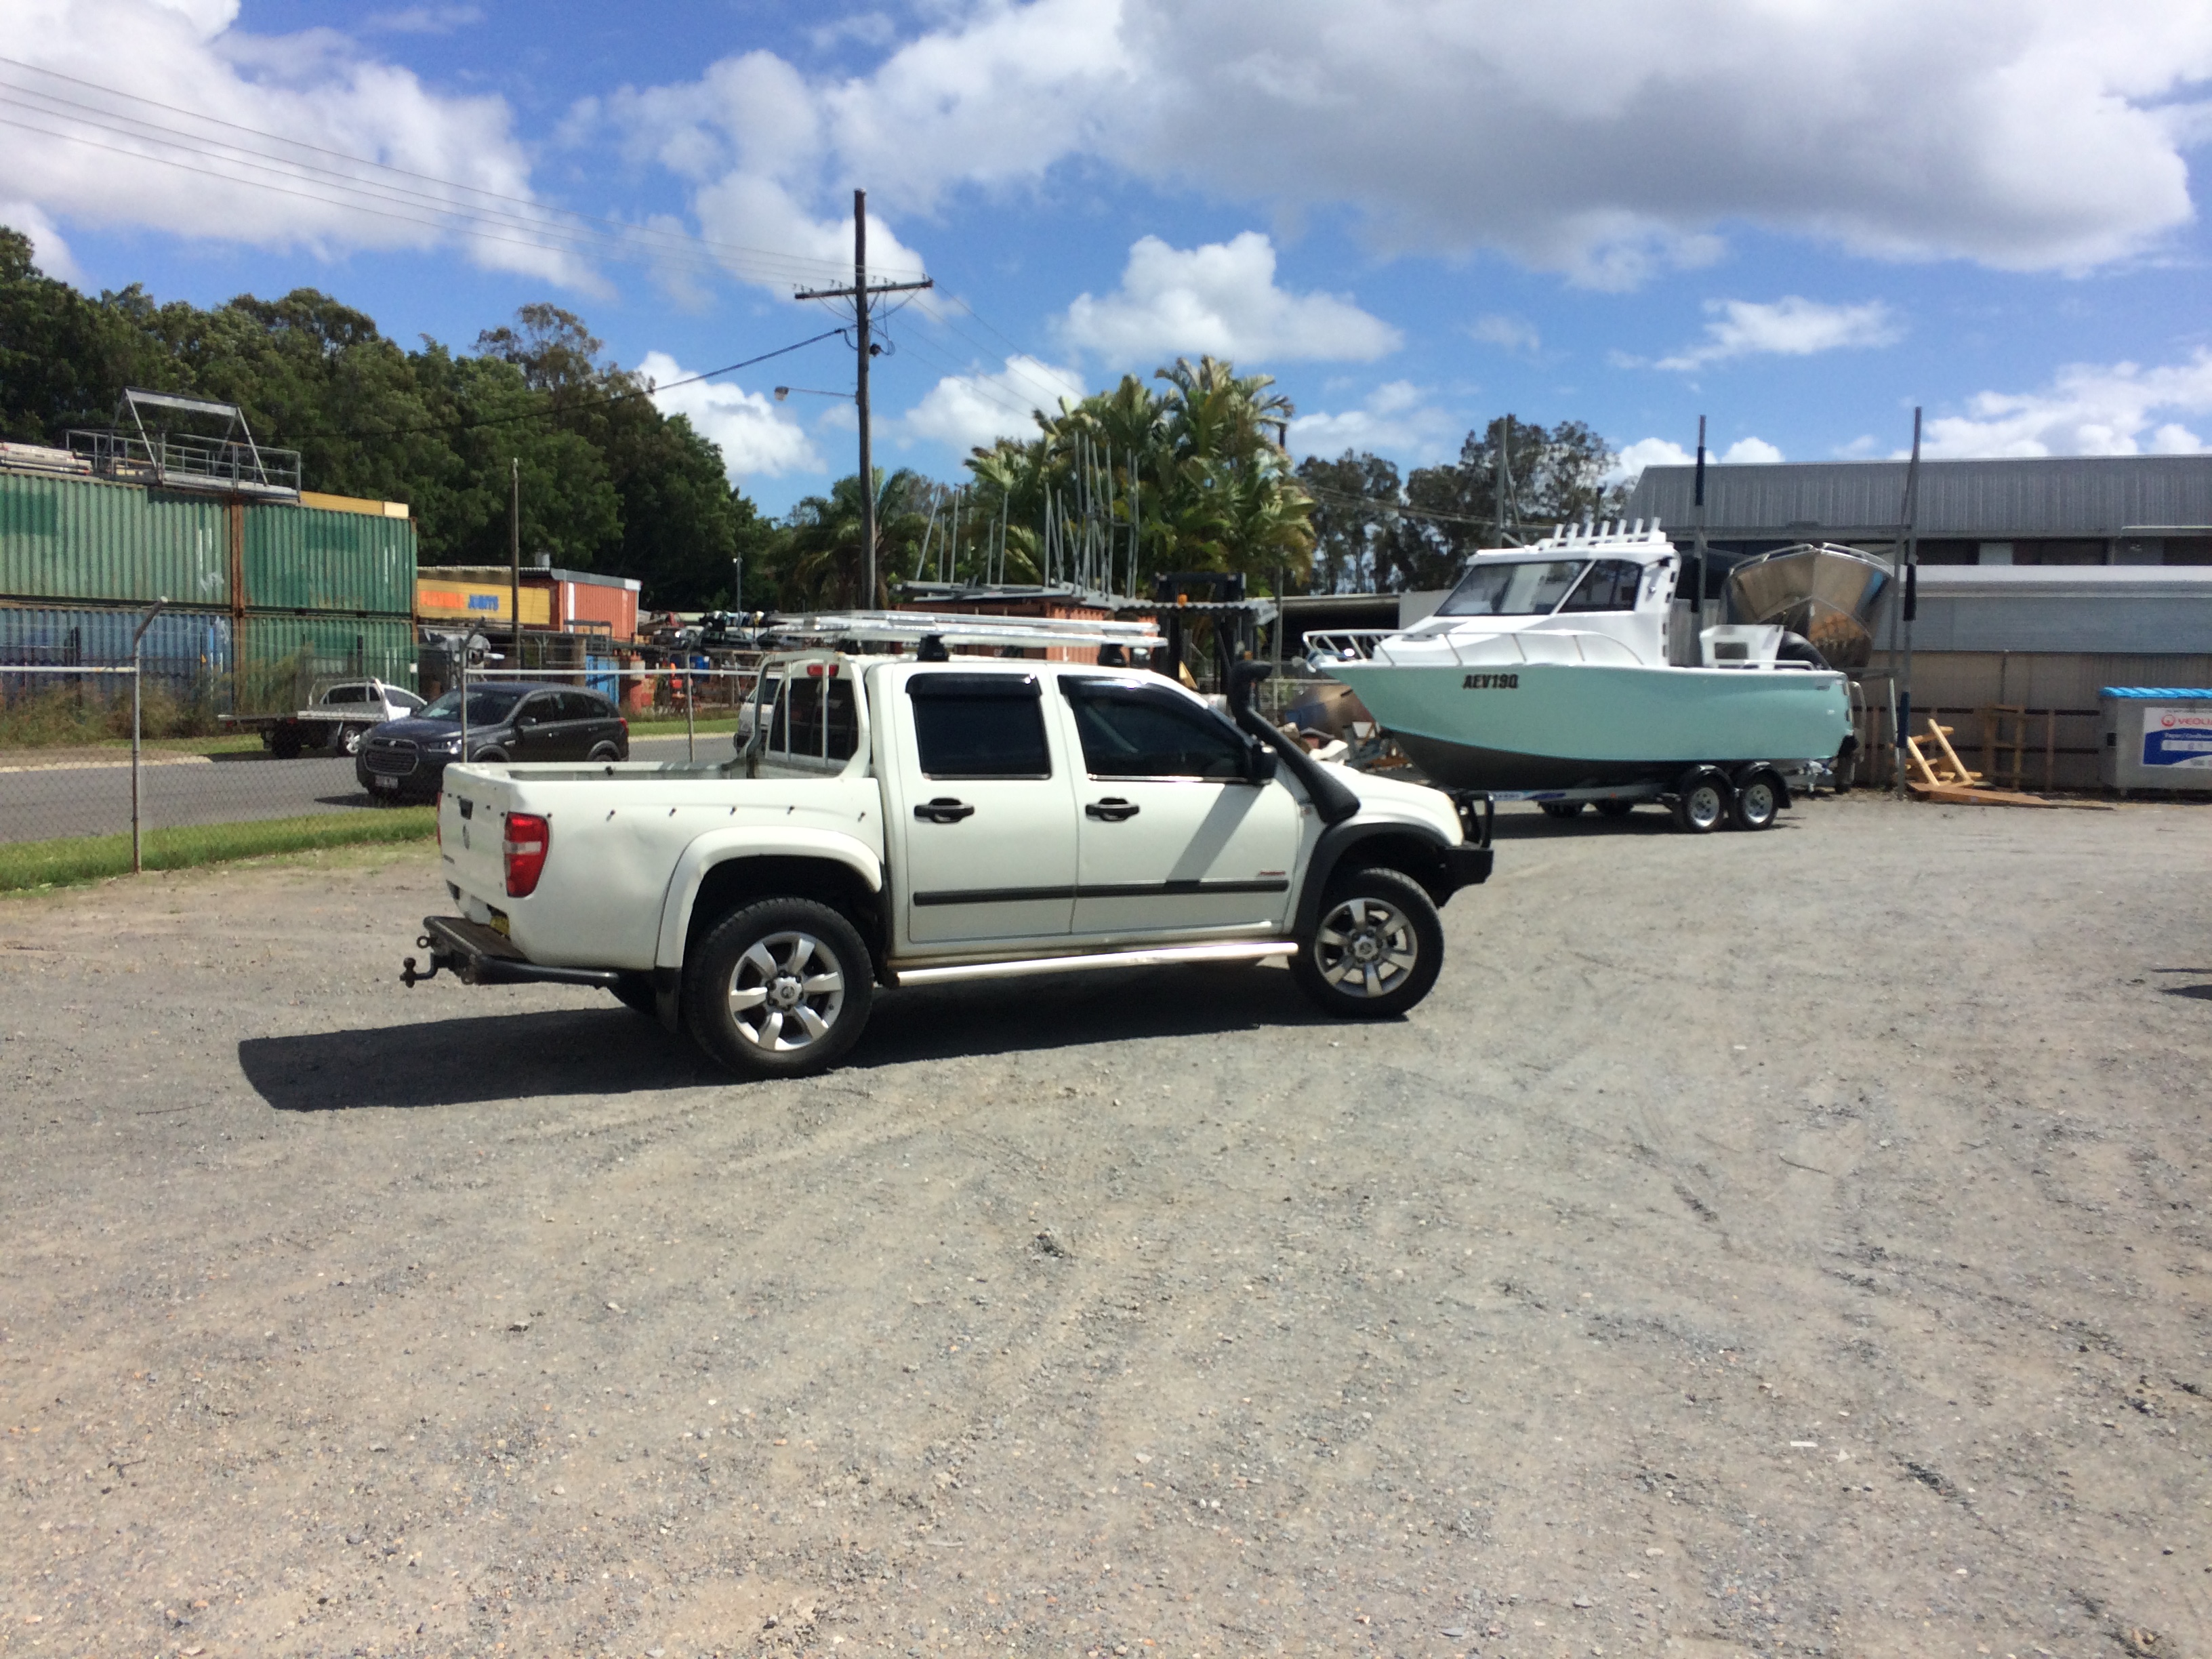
[1437,559,1589,617]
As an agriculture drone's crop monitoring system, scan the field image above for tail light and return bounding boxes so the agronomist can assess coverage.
[503,812,550,897]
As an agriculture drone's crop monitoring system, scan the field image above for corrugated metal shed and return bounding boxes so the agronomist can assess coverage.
[1912,567,2212,653]
[1622,455,2212,539]
[0,472,228,607]
[244,500,415,615]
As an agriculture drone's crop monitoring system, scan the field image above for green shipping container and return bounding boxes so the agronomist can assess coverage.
[0,471,228,608]
[243,501,415,616]
[237,614,417,710]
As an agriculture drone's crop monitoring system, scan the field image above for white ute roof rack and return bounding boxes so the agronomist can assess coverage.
[769,609,1166,654]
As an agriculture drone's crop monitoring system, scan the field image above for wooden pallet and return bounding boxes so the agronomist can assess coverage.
[1904,717,2106,807]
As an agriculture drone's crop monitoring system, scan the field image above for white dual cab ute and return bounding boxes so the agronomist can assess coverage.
[403,630,1494,1078]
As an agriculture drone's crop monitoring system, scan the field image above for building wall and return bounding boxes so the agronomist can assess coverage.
[556,577,637,640]
[1883,651,2212,789]
[415,577,552,629]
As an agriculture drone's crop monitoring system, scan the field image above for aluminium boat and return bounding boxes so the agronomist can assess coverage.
[1306,523,1860,793]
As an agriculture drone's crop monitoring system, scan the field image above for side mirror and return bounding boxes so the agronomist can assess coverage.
[1247,743,1278,783]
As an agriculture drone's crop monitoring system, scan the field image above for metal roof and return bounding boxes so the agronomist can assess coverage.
[1621,455,2212,540]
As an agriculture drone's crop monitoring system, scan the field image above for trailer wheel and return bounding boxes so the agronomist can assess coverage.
[1293,867,1443,1019]
[272,722,304,760]
[1538,800,1586,820]
[684,899,874,1078]
[1671,767,1729,834]
[1732,769,1782,832]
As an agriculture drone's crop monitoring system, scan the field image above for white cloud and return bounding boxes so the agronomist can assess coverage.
[1469,314,1540,356]
[0,0,573,279]
[1720,436,1784,464]
[361,5,482,33]
[902,355,1084,453]
[1919,352,2212,457]
[1060,233,1400,365]
[1653,298,1902,371]
[0,200,81,283]
[1607,433,1784,483]
[605,1,2212,291]
[1289,381,1456,457]
[1608,436,1692,484]
[638,350,824,481]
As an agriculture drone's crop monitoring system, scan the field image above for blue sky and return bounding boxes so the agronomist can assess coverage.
[4,0,2212,516]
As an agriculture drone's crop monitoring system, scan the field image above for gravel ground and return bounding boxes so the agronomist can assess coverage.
[1,794,2208,1659]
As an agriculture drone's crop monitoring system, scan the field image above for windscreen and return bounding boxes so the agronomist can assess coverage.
[1437,558,1589,617]
[419,689,525,724]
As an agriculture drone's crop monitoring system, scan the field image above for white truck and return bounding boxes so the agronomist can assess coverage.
[402,647,1493,1078]
[220,678,425,758]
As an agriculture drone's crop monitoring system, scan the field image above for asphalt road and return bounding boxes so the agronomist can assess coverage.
[0,734,719,843]
[3,795,2209,1657]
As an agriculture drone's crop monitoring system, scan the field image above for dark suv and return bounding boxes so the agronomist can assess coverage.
[357,682,629,802]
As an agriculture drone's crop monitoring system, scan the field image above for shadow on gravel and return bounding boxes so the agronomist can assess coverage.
[241,1007,715,1110]
[241,966,1334,1111]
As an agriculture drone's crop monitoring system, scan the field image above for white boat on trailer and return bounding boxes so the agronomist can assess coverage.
[1306,523,1864,833]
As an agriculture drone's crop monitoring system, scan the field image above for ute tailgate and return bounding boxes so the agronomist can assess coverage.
[437,772,518,900]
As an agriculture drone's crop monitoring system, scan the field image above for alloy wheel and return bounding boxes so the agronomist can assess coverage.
[1313,895,1420,1000]
[725,930,846,1052]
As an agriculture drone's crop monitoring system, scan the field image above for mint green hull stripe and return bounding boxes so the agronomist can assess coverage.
[1328,663,1849,764]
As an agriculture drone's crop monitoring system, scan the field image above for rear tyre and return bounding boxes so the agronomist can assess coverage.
[684,898,874,1078]
[1732,769,1782,831]
[1671,768,1729,834]
[271,722,304,760]
[588,741,622,763]
[1595,798,1636,819]
[1538,800,1586,820]
[338,724,366,756]
[1292,866,1444,1019]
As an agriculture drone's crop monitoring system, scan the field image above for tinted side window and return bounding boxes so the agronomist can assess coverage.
[1558,559,1645,612]
[325,685,365,704]
[1067,689,1247,779]
[908,675,1050,779]
[515,695,556,726]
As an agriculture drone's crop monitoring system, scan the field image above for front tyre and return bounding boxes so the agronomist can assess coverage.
[684,899,873,1078]
[1292,867,1444,1019]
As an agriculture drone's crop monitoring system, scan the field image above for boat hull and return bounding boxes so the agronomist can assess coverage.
[1326,660,1851,792]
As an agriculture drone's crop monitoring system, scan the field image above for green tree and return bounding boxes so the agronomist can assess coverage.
[1294,451,1404,593]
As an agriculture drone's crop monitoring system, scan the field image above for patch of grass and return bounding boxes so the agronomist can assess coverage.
[626,716,741,737]
[0,808,435,893]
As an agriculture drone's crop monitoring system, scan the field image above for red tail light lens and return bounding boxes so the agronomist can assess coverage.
[503,812,550,897]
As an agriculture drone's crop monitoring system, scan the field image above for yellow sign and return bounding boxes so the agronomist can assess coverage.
[416,579,552,626]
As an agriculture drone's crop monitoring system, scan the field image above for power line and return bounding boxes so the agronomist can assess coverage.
[289,329,846,441]
[1298,480,1536,530]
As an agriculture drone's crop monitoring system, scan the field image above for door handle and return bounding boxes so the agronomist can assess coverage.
[1086,798,1140,821]
[914,798,975,823]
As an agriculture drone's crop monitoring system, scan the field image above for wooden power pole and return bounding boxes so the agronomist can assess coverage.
[796,190,931,608]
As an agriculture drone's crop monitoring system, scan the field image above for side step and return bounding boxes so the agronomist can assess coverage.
[403,914,625,990]
[892,939,1295,987]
